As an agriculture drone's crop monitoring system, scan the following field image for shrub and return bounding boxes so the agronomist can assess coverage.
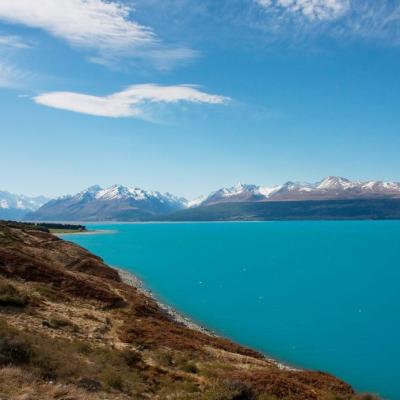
[77,378,102,392]
[203,379,256,400]
[0,282,28,307]
[153,349,174,367]
[103,370,124,391]
[180,361,198,374]
[123,350,142,367]
[0,336,32,366]
[71,340,91,355]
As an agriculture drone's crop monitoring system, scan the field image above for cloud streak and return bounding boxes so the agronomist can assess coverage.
[253,0,400,45]
[0,61,32,89]
[0,0,197,68]
[0,35,31,49]
[256,0,349,21]
[33,84,230,118]
[0,0,152,51]
[0,34,33,88]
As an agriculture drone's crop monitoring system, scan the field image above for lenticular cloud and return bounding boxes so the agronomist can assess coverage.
[33,84,230,118]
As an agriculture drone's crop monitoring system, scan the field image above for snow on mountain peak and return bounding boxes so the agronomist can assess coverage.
[0,191,50,211]
[70,184,187,207]
[191,176,400,207]
[317,176,355,190]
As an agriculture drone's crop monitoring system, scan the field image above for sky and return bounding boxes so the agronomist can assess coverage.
[1,0,400,199]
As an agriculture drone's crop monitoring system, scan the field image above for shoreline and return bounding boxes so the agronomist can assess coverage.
[115,267,213,336]
[115,266,297,372]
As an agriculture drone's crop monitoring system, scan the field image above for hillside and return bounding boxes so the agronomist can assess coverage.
[0,221,368,399]
[159,198,400,221]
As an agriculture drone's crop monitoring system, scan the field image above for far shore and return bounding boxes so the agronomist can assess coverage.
[56,229,117,236]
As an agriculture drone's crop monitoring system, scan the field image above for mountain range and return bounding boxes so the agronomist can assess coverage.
[0,190,49,220]
[6,176,400,221]
[26,184,186,221]
[195,177,400,206]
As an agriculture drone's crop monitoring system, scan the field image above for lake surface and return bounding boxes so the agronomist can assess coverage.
[63,221,400,399]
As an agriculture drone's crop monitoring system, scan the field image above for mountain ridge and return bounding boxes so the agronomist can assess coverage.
[0,190,50,220]
[25,184,186,221]
[12,176,400,221]
[195,177,400,207]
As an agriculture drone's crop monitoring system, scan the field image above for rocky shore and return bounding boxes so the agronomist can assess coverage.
[115,267,213,336]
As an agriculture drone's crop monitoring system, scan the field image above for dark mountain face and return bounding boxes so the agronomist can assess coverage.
[159,198,400,222]
[26,185,186,221]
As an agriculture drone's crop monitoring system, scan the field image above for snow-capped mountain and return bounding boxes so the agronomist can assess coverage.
[27,184,187,221]
[195,177,400,207]
[18,176,400,222]
[0,191,50,220]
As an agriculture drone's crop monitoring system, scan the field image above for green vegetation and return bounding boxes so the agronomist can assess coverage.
[0,220,86,233]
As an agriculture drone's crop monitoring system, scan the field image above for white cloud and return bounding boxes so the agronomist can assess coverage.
[33,84,230,118]
[0,61,31,88]
[0,35,31,48]
[256,0,349,21]
[0,0,197,68]
[0,34,33,88]
[0,0,153,51]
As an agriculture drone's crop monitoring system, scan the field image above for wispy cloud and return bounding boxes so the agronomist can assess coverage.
[0,0,197,69]
[256,0,349,21]
[0,61,32,89]
[33,84,230,119]
[253,0,400,44]
[0,0,153,50]
[0,34,33,88]
[0,34,31,48]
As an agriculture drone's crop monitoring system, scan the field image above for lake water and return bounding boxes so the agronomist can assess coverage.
[63,221,400,399]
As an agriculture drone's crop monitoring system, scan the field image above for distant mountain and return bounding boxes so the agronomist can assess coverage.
[26,184,187,221]
[0,190,49,220]
[22,177,400,222]
[195,177,400,206]
[160,198,400,222]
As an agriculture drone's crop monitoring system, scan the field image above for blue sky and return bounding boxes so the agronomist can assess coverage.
[1,0,400,199]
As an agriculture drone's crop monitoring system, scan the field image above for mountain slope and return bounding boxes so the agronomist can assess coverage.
[0,221,357,399]
[0,190,49,220]
[196,177,400,207]
[21,177,400,222]
[27,185,186,221]
[160,198,400,221]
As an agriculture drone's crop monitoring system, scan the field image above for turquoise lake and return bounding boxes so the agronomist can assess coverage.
[63,221,400,399]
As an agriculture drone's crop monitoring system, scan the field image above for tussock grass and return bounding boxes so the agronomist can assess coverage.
[0,281,29,307]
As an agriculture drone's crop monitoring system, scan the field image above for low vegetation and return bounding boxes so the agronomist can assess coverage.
[0,281,29,307]
[0,220,86,233]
